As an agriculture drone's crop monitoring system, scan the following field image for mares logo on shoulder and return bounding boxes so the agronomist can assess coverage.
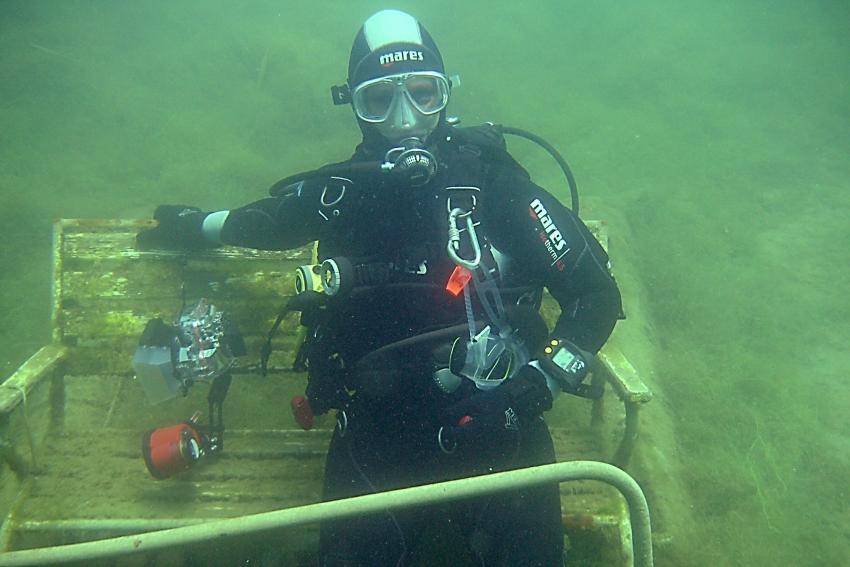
[529,198,569,271]
[379,50,424,67]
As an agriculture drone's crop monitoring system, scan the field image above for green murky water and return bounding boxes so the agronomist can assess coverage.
[2,1,848,565]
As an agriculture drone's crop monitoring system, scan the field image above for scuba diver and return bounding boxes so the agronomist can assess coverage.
[137,9,622,566]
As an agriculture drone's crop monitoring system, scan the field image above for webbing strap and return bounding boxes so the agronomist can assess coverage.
[471,261,508,333]
[462,283,476,341]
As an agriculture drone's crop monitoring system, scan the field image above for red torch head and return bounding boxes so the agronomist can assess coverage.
[142,423,203,479]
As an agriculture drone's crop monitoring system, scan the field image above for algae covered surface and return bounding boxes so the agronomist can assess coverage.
[1,1,849,565]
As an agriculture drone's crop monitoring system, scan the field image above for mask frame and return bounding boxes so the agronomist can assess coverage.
[350,71,450,123]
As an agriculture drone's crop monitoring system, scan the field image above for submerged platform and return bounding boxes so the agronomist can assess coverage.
[0,219,651,566]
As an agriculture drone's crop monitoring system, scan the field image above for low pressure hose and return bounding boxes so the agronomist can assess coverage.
[497,125,580,216]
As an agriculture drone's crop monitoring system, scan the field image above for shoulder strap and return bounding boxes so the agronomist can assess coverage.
[448,123,507,155]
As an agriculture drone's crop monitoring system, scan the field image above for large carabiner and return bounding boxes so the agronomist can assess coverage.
[447,207,482,270]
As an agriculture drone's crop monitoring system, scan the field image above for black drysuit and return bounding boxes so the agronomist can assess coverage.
[217,126,622,566]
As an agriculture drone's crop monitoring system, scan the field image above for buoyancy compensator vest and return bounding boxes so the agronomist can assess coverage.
[265,123,576,415]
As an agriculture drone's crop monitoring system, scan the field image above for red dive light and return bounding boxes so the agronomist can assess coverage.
[290,395,315,431]
[142,419,204,480]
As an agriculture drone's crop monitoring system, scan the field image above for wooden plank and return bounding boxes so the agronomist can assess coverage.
[14,424,619,518]
[0,345,66,415]
[64,338,300,373]
[16,429,331,523]
[57,220,311,263]
[60,299,299,337]
[598,346,652,404]
[58,372,314,433]
[60,334,302,377]
[59,258,295,290]
[52,218,312,348]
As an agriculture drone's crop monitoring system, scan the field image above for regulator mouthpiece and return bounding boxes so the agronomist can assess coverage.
[382,137,438,187]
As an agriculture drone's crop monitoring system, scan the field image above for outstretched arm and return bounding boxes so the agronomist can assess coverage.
[211,194,318,250]
[136,177,348,251]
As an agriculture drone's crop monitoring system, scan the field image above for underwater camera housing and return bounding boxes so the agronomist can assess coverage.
[132,299,246,405]
[133,299,245,479]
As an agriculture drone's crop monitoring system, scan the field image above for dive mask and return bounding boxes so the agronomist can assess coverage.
[352,71,449,123]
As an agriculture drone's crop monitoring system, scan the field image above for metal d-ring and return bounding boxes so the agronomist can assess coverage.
[437,426,456,454]
[320,177,349,207]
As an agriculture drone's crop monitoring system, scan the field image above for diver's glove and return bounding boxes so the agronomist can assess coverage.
[438,365,553,457]
[136,205,214,250]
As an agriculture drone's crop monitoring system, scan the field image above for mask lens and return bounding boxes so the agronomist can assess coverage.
[404,75,448,114]
[356,80,396,122]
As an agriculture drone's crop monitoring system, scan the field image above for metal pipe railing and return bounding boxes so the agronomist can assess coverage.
[0,460,653,567]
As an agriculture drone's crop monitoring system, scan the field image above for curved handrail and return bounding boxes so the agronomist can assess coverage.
[0,460,652,567]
